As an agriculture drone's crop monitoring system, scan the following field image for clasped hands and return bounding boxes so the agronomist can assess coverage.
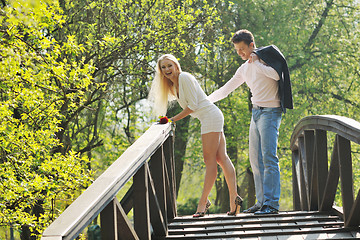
[249,53,259,63]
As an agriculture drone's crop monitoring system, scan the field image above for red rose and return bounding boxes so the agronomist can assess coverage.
[159,116,169,124]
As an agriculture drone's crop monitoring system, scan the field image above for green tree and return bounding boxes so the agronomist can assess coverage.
[0,0,94,238]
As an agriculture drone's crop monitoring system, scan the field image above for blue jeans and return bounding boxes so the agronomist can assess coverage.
[249,107,282,210]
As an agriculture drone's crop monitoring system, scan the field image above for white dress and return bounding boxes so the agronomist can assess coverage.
[177,72,223,134]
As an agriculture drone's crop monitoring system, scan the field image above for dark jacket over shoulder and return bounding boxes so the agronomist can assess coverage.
[254,45,293,113]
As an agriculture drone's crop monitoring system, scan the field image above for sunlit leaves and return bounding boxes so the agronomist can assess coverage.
[0,0,95,236]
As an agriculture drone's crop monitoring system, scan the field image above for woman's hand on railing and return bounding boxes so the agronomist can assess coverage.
[158,116,171,124]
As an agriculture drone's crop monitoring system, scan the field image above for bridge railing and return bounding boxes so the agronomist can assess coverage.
[290,115,360,227]
[42,123,176,240]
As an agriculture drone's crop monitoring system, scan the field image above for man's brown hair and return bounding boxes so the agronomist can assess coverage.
[231,29,255,45]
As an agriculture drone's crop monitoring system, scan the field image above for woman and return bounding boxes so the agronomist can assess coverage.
[149,54,242,217]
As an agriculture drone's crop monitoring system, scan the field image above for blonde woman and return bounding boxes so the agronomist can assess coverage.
[149,54,242,217]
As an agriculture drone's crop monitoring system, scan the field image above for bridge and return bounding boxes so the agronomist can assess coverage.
[41,115,360,239]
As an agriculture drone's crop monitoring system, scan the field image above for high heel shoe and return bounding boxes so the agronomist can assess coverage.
[193,199,211,217]
[227,195,243,216]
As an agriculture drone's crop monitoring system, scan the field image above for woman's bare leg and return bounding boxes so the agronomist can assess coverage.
[196,132,221,213]
[216,132,239,212]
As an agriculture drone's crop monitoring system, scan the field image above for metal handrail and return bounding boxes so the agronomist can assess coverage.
[290,115,360,227]
[42,123,175,240]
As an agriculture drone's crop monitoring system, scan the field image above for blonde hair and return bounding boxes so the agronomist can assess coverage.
[148,54,182,116]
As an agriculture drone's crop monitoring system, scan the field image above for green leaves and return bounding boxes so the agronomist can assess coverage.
[0,0,95,236]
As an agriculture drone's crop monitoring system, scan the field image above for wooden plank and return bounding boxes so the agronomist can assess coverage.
[304,130,315,190]
[133,163,151,240]
[331,205,344,220]
[149,146,167,223]
[164,155,176,221]
[298,136,309,210]
[100,199,117,240]
[327,232,356,238]
[170,211,337,223]
[299,233,327,239]
[120,185,133,214]
[278,235,304,240]
[99,198,141,240]
[260,223,279,227]
[337,135,354,222]
[310,154,318,210]
[168,221,344,234]
[351,231,360,238]
[315,129,328,210]
[114,200,139,240]
[163,136,177,219]
[320,136,340,211]
[346,190,360,227]
[147,164,167,237]
[166,226,353,239]
[260,236,278,240]
[292,150,301,210]
[304,130,318,211]
[168,216,342,229]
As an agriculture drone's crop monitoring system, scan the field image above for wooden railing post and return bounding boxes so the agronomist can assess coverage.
[133,163,151,240]
[163,134,177,220]
[304,130,316,210]
[320,136,340,211]
[149,146,168,233]
[346,190,360,227]
[100,198,138,240]
[337,135,353,222]
[292,150,301,210]
[147,164,167,237]
[100,199,117,240]
[315,130,328,210]
[298,136,309,210]
[290,115,360,228]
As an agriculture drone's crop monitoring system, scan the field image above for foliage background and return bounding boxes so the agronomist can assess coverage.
[1,0,359,239]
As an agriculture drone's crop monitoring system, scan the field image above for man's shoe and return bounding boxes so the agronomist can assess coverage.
[243,205,261,213]
[254,205,278,215]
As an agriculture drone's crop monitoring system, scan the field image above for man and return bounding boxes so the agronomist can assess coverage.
[208,29,293,214]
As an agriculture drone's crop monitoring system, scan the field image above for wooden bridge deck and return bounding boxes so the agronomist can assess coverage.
[164,211,360,239]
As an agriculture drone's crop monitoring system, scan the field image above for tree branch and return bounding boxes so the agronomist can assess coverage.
[77,140,103,154]
[289,0,335,71]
